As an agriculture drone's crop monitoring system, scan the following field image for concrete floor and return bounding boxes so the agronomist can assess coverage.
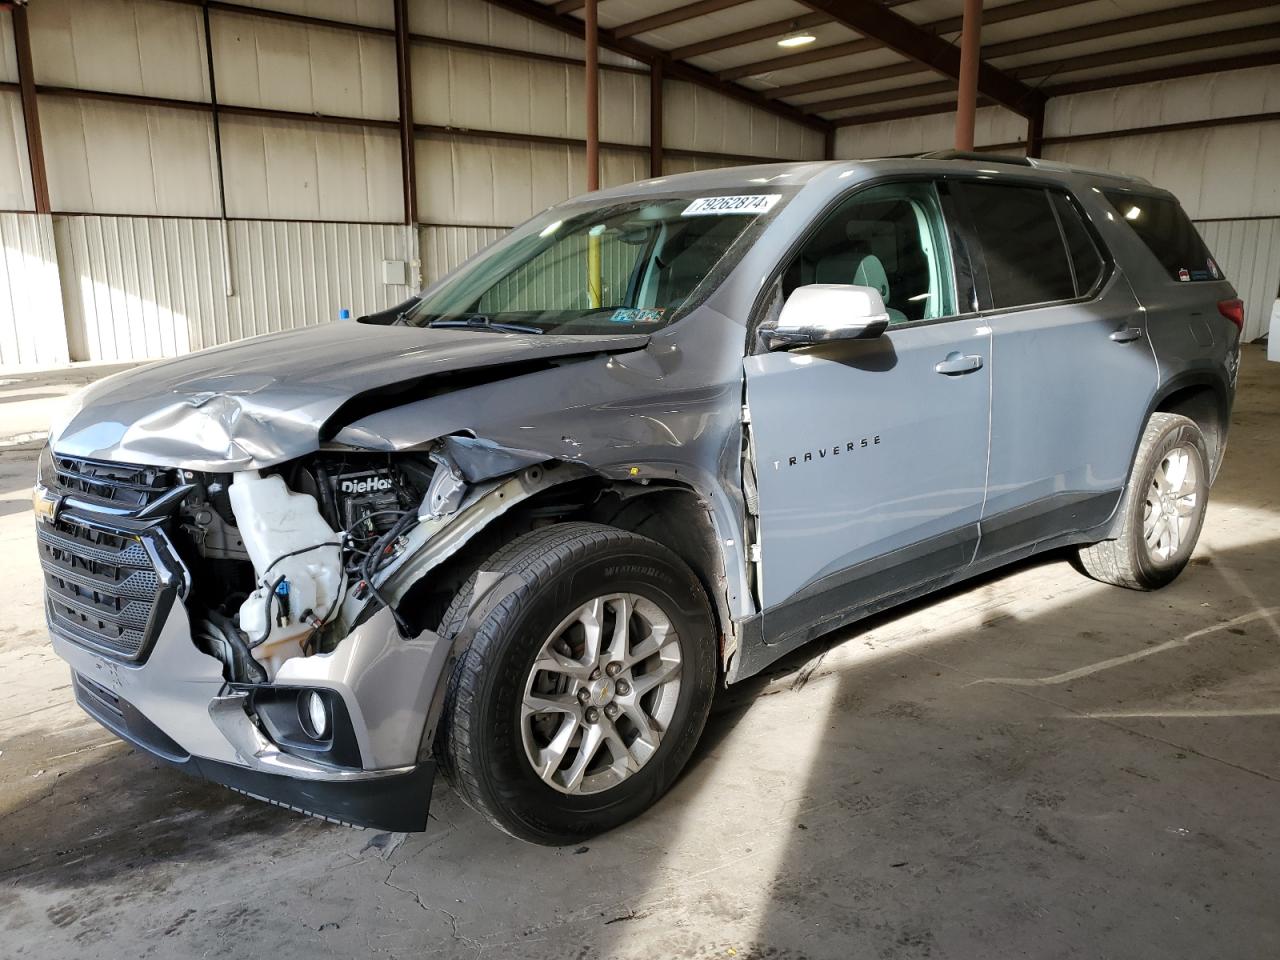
[1,346,1277,960]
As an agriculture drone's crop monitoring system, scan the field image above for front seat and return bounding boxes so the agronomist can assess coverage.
[812,246,908,324]
[851,252,908,324]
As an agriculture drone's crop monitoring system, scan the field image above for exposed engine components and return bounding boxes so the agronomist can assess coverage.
[229,471,345,677]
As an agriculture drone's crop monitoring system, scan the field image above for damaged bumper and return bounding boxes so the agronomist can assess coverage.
[52,600,452,831]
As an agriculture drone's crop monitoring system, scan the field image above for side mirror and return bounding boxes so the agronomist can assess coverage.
[761,284,890,351]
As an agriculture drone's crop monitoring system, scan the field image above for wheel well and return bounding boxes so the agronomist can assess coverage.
[1155,384,1227,472]
[397,478,733,661]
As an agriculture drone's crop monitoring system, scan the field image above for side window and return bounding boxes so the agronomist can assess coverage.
[951,182,1075,309]
[782,182,957,324]
[1102,190,1219,282]
[1051,191,1106,297]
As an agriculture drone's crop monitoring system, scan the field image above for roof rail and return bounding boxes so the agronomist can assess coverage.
[919,150,1033,167]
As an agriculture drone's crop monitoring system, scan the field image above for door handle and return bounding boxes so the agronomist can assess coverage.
[934,353,984,375]
[1110,326,1144,343]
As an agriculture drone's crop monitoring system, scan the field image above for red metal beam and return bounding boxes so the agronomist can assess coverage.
[1045,49,1280,96]
[955,0,982,151]
[613,0,753,40]
[1025,101,1044,158]
[760,0,1278,100]
[650,60,664,178]
[671,13,829,61]
[1012,22,1280,81]
[794,0,1041,116]
[585,0,599,191]
[11,4,50,214]
[805,80,955,115]
[479,0,831,133]
[393,0,417,225]
[717,0,1091,81]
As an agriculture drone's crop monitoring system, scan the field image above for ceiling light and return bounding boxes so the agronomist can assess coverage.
[1125,205,1142,221]
[777,32,817,48]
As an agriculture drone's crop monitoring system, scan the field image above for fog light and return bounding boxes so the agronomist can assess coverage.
[300,690,329,740]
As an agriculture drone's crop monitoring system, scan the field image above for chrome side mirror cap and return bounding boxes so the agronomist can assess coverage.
[762,284,891,351]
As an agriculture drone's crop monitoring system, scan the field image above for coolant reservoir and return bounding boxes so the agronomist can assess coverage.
[229,471,343,676]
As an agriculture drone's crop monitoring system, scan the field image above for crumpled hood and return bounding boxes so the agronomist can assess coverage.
[49,322,650,471]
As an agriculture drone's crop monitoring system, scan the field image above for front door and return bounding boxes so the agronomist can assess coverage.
[744,181,992,644]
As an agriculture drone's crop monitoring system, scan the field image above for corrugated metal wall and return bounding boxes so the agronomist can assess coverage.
[1195,219,1280,343]
[55,216,417,362]
[0,214,70,367]
[421,225,507,286]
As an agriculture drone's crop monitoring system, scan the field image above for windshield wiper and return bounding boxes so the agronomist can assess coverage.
[426,315,545,335]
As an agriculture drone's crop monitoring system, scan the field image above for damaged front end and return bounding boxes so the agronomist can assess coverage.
[37,432,580,831]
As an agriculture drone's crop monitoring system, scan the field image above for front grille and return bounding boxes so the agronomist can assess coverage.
[39,515,174,660]
[40,453,186,661]
[53,454,179,510]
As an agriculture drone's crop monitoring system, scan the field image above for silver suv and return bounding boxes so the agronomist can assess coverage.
[36,155,1242,844]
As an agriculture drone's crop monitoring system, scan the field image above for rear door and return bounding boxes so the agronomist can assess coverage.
[948,181,1158,561]
[744,181,991,641]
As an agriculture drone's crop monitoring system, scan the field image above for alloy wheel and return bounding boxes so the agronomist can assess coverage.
[520,594,683,795]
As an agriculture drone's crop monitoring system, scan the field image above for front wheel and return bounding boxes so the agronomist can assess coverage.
[1078,412,1210,590]
[436,523,717,845]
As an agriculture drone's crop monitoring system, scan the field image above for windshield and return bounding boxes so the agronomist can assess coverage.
[405,191,792,335]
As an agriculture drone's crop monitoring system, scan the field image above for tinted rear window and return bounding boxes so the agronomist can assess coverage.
[1102,190,1220,282]
[952,182,1075,309]
[1052,192,1106,297]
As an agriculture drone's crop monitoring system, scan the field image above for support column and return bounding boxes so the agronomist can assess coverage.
[1025,100,1045,159]
[584,0,600,191]
[824,126,836,161]
[954,0,982,152]
[12,4,50,214]
[649,59,663,179]
[393,0,417,225]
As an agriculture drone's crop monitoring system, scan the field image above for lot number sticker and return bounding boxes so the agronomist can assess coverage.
[682,195,781,216]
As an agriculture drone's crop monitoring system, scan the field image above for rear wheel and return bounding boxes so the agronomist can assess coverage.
[1078,412,1210,590]
[436,522,716,844]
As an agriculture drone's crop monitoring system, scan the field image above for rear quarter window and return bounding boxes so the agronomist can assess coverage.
[1102,190,1221,283]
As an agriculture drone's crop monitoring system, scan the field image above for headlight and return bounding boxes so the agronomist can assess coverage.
[32,445,60,524]
[36,443,56,487]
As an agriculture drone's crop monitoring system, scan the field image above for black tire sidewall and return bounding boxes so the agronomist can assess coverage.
[1129,420,1210,587]
[460,536,716,843]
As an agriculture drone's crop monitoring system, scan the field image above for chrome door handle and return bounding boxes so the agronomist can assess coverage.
[934,353,984,375]
[1110,326,1144,343]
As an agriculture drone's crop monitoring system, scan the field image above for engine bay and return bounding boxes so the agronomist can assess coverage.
[176,452,438,683]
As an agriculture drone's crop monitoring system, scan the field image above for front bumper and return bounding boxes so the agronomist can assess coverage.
[52,598,454,832]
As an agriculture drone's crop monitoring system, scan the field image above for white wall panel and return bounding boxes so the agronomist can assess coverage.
[833,105,1028,159]
[413,0,642,71]
[41,98,219,216]
[415,46,648,147]
[1045,65,1280,139]
[1041,121,1280,221]
[0,11,17,83]
[417,136,647,228]
[1195,218,1280,343]
[29,0,208,101]
[420,225,506,285]
[0,92,33,210]
[241,0,392,30]
[0,214,70,367]
[212,12,397,120]
[56,215,417,362]
[221,116,401,222]
[665,80,825,161]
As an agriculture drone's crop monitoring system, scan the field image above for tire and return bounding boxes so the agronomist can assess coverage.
[1078,412,1210,590]
[435,522,717,845]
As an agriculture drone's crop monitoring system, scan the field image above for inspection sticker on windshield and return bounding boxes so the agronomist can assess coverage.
[682,194,781,217]
[610,307,665,324]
